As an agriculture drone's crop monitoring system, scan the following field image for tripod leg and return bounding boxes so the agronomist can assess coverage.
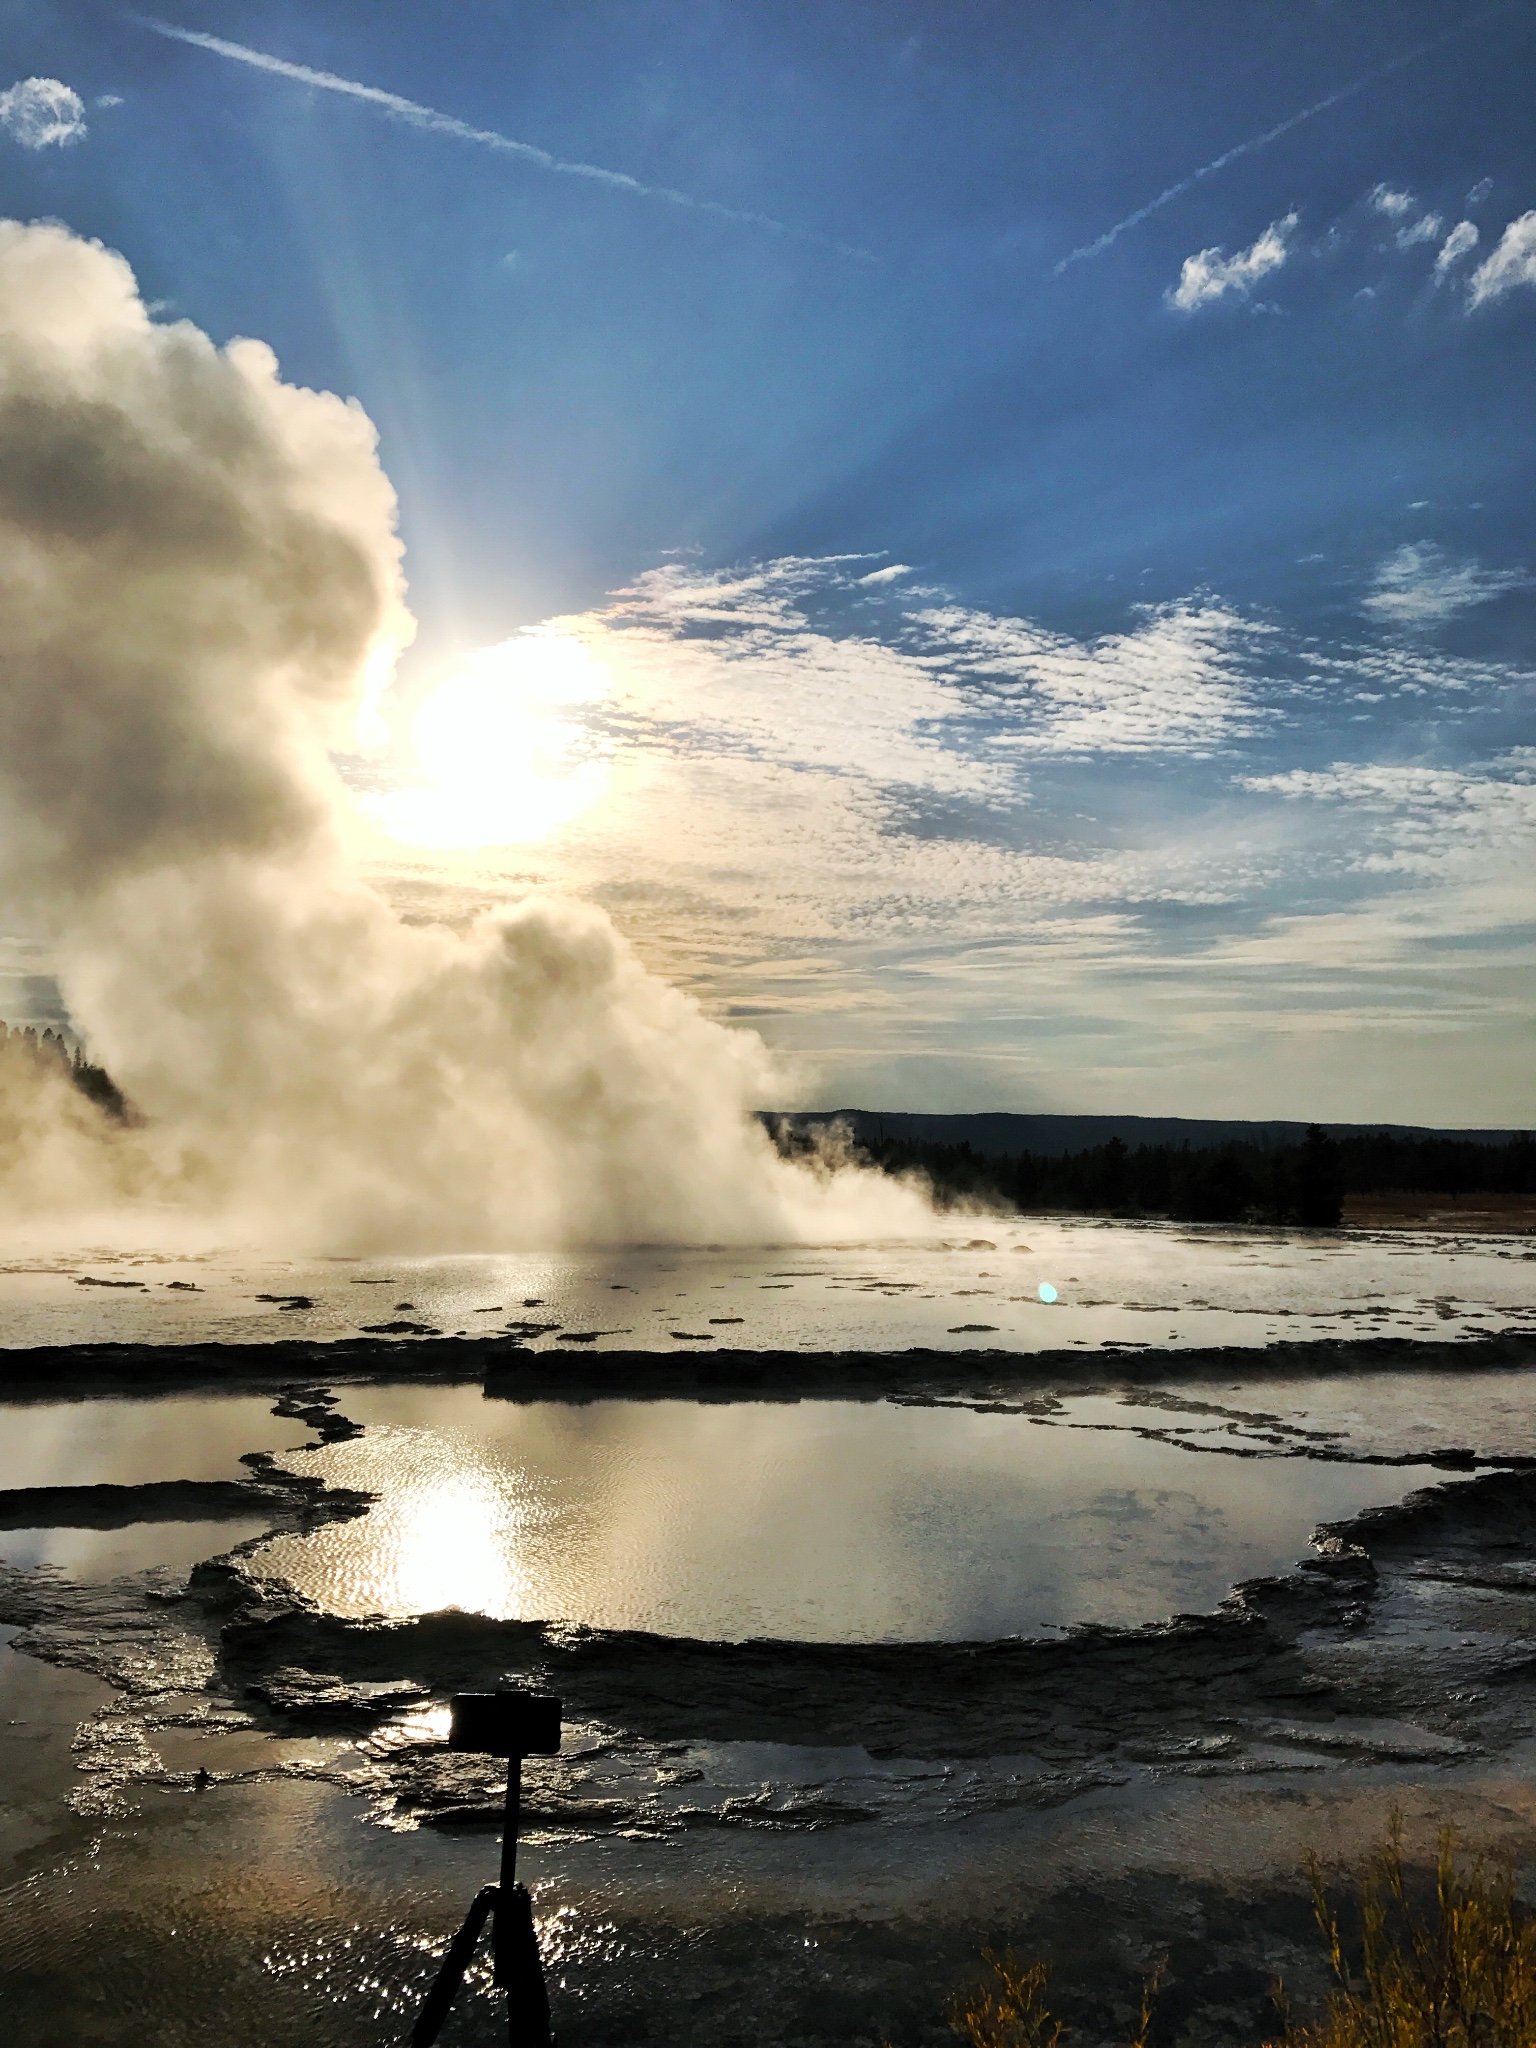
[410,1884,499,2048]
[494,1882,552,2046]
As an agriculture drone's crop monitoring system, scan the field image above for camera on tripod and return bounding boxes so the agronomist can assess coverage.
[448,1688,563,1759]
[410,1686,564,2047]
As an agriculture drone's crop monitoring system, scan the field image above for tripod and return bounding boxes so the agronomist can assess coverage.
[409,1689,561,2047]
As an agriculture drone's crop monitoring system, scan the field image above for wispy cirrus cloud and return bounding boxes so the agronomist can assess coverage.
[1159,179,1522,320]
[1052,4,1512,278]
[134,16,872,259]
[590,558,1009,801]
[1370,184,1416,220]
[1394,210,1443,249]
[1166,213,1296,312]
[1376,188,1458,256]
[1363,542,1529,625]
[1368,184,1444,247]
[590,559,1270,773]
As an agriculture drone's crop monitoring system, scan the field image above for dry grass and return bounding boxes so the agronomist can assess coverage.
[950,1821,1536,2048]
[1272,1818,1536,2048]
[1342,1191,1536,1234]
[950,1952,1064,2048]
[950,1949,1164,2048]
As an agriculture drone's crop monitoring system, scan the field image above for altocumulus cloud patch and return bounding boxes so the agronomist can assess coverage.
[1363,543,1530,626]
[351,547,1536,1114]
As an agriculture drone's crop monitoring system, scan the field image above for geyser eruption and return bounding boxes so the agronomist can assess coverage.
[0,219,923,1248]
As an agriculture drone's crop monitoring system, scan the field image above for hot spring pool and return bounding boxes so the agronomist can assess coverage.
[246,1385,1471,1642]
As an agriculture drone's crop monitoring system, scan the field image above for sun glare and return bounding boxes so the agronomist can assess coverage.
[374,629,611,848]
[388,1472,528,1618]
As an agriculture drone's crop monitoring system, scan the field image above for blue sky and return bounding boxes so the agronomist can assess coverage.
[3,0,1535,1122]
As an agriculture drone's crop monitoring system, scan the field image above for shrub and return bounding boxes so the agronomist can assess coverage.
[950,1952,1063,2048]
[951,1949,1162,2048]
[1272,1818,1536,2048]
[949,1821,1536,2048]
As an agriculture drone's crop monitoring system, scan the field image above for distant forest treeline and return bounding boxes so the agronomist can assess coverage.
[772,1117,1536,1227]
[0,1020,131,1121]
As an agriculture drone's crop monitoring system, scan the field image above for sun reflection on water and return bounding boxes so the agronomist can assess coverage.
[316,1427,564,1619]
[247,1399,1460,1644]
[390,1473,518,1617]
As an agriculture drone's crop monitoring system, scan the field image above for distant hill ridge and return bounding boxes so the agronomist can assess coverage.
[773,1111,1529,1160]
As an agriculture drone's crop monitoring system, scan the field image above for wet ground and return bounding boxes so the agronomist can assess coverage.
[3,1228,1536,2044]
[0,1217,1532,1354]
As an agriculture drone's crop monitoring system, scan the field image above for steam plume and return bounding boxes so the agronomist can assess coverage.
[0,220,923,1248]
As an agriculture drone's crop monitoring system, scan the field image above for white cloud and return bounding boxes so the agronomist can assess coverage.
[1434,220,1479,275]
[1307,637,1536,704]
[1468,211,1536,307]
[1468,177,1493,205]
[1240,753,1536,878]
[1166,212,1297,312]
[600,562,1274,781]
[1366,188,1451,254]
[1370,184,1416,219]
[95,94,123,110]
[1362,543,1528,626]
[362,560,1278,973]
[0,77,86,148]
[587,560,1008,801]
[355,557,1536,1118]
[857,563,913,586]
[1395,211,1442,249]
[909,601,1269,756]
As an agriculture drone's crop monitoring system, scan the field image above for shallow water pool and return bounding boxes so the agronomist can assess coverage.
[0,1517,274,1579]
[248,1387,1467,1641]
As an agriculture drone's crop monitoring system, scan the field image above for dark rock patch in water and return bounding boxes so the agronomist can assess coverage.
[0,1479,309,1529]
[1,1328,1532,1401]
[246,1665,429,1717]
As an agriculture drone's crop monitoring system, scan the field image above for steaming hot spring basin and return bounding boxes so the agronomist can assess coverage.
[244,1385,1469,1644]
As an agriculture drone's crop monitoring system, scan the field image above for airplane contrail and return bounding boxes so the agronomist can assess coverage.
[135,15,875,261]
[1054,1,1514,276]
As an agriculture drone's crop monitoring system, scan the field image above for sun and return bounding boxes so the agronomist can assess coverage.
[372,629,611,849]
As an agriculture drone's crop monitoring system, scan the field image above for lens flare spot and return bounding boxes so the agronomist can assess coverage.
[1038,1281,1058,1303]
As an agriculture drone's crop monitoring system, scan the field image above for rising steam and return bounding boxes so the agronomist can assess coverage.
[0,220,925,1248]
